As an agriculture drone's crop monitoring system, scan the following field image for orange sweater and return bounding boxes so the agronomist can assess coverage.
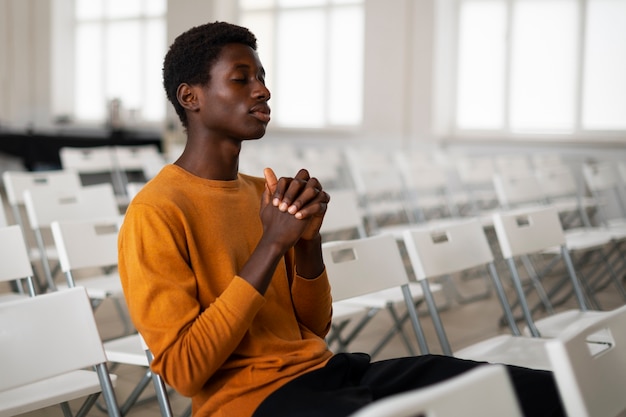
[118,165,333,417]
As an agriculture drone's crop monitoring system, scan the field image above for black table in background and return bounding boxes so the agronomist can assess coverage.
[0,127,163,171]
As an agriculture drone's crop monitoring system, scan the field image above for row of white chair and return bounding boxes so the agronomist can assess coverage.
[324,212,626,417]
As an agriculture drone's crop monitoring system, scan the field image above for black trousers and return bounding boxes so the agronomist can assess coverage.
[253,353,565,417]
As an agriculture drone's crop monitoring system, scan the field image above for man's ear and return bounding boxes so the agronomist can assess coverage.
[176,83,199,111]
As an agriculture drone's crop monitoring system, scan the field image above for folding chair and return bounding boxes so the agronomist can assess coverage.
[2,169,83,290]
[492,173,624,311]
[22,182,121,291]
[402,219,556,370]
[545,304,626,417]
[0,225,37,301]
[323,234,430,358]
[343,146,415,234]
[50,214,130,336]
[492,206,619,342]
[51,215,163,415]
[347,364,522,417]
[320,188,368,241]
[0,287,121,417]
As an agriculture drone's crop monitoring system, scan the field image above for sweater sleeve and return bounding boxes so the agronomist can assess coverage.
[118,203,265,396]
[290,269,333,338]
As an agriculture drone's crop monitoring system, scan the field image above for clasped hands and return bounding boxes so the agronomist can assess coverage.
[262,167,330,242]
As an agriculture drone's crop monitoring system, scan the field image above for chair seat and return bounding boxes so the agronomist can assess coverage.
[525,310,613,342]
[542,228,614,253]
[57,273,124,299]
[0,293,30,303]
[454,335,553,371]
[455,334,608,371]
[103,334,149,366]
[0,370,117,417]
[332,301,370,321]
[341,282,441,309]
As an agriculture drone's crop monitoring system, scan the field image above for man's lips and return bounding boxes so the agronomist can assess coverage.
[250,105,271,123]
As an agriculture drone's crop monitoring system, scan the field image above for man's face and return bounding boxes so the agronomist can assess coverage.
[197,43,271,141]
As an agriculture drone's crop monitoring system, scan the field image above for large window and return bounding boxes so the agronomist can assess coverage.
[239,0,364,129]
[74,0,166,124]
[455,0,626,134]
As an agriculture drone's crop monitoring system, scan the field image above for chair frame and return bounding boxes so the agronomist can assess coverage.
[0,287,121,417]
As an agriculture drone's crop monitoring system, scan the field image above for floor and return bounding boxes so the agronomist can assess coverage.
[3,186,626,417]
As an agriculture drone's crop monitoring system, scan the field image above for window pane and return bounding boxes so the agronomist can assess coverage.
[106,21,141,109]
[509,0,578,131]
[240,0,275,9]
[144,0,167,16]
[582,0,626,130]
[278,0,325,7]
[456,0,506,129]
[76,0,103,20]
[106,0,142,19]
[275,10,325,127]
[75,24,104,120]
[328,5,363,125]
[142,20,166,121]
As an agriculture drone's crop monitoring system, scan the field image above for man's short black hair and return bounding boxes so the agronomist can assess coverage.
[163,21,258,128]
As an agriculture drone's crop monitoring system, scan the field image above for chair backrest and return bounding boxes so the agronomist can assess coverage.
[51,215,124,272]
[2,169,83,207]
[0,225,35,288]
[322,234,412,301]
[545,304,626,417]
[112,145,165,179]
[582,161,626,219]
[492,205,565,259]
[320,188,367,239]
[323,234,429,354]
[535,164,580,199]
[493,173,547,208]
[23,183,119,230]
[348,364,523,417]
[59,146,114,174]
[0,199,8,227]
[0,287,110,391]
[402,219,494,280]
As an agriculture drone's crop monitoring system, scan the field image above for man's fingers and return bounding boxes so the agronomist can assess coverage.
[264,167,278,193]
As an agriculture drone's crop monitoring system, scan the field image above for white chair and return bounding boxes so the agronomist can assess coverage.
[320,188,367,241]
[347,364,522,417]
[492,205,619,342]
[0,287,121,417]
[545,304,626,417]
[2,169,83,290]
[0,197,8,227]
[59,146,157,208]
[51,215,161,414]
[394,150,460,222]
[402,219,556,370]
[50,214,130,335]
[534,164,597,229]
[344,146,415,234]
[323,234,430,357]
[493,173,625,309]
[112,145,165,181]
[22,182,120,291]
[582,161,626,230]
[451,154,499,215]
[0,225,37,301]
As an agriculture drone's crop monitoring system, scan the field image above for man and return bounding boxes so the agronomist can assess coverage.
[118,21,564,417]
